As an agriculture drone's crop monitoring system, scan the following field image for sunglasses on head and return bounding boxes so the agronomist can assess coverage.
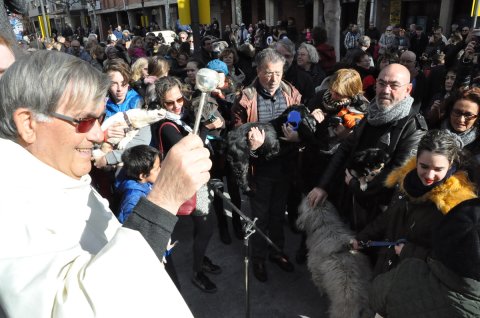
[164,96,185,107]
[51,112,106,133]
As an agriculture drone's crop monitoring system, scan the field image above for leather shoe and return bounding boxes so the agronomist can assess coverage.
[252,262,268,282]
[269,254,294,272]
[192,271,217,293]
[202,256,222,275]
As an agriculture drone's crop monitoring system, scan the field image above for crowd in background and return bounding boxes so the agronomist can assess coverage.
[4,15,480,316]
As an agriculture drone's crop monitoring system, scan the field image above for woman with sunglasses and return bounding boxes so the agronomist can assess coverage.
[147,76,222,294]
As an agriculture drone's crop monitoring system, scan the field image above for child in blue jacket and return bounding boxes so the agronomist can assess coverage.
[116,145,161,223]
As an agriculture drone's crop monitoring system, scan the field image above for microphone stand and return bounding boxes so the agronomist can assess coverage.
[208,179,282,318]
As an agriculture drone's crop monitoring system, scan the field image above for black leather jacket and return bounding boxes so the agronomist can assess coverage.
[317,106,428,203]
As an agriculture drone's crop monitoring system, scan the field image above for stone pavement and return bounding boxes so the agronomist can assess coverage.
[170,193,329,318]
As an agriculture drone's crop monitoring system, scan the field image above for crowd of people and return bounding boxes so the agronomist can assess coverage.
[1,15,480,317]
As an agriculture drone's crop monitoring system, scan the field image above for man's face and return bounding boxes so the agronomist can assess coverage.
[108,71,129,104]
[30,96,105,179]
[375,66,412,109]
[203,40,213,52]
[0,44,15,77]
[275,44,294,69]
[257,60,284,95]
[71,41,81,55]
[179,33,187,42]
[351,25,358,33]
[400,53,416,73]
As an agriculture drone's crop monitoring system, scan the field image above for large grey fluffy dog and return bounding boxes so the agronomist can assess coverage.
[297,197,373,318]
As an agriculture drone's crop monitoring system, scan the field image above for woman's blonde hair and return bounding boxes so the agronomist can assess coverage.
[131,57,148,81]
[329,68,363,98]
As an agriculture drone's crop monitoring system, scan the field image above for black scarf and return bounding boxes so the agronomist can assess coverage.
[403,166,457,198]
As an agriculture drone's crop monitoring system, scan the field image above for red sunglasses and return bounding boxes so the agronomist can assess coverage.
[51,112,106,133]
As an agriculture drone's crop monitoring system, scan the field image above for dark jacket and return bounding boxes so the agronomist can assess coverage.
[318,107,427,200]
[357,157,477,276]
[317,106,428,229]
[284,63,315,104]
[117,179,152,224]
[371,258,480,318]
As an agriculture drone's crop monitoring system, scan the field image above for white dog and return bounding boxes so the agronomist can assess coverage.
[101,108,167,149]
[297,197,373,318]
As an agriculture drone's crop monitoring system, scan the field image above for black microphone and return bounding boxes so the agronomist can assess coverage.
[271,96,276,102]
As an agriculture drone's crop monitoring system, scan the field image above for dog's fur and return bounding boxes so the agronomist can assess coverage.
[227,105,316,194]
[297,197,373,318]
[348,148,390,191]
[101,108,167,149]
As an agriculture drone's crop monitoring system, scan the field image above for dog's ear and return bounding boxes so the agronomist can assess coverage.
[353,150,368,163]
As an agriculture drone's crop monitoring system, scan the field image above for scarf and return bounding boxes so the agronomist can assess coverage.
[403,165,457,198]
[322,90,352,113]
[367,95,413,126]
[165,110,193,133]
[440,120,478,148]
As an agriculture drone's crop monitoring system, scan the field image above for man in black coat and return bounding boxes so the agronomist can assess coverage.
[307,63,427,232]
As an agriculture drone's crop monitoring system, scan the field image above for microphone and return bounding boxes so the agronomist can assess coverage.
[271,96,276,102]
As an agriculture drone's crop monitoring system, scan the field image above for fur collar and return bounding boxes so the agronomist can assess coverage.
[385,157,477,214]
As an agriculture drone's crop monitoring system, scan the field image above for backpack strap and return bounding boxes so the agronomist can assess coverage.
[158,121,180,158]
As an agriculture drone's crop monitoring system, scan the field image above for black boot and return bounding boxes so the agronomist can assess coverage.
[192,271,217,293]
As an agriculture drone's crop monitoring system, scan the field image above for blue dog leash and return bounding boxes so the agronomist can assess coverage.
[359,238,407,248]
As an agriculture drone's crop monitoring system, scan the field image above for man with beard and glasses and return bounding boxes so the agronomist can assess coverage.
[307,64,427,232]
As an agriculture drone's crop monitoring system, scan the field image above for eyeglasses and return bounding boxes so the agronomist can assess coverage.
[451,109,478,121]
[386,29,393,31]
[400,59,415,64]
[51,112,105,133]
[376,80,409,90]
[462,29,469,32]
[164,96,184,107]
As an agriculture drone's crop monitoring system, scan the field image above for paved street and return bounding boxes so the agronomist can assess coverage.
[170,194,328,318]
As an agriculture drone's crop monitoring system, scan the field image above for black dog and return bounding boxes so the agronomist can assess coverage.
[348,148,390,191]
[227,105,317,194]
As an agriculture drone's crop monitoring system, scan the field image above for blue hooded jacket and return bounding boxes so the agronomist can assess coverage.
[106,89,142,119]
[116,179,152,223]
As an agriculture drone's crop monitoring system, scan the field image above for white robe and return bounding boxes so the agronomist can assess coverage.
[0,138,192,317]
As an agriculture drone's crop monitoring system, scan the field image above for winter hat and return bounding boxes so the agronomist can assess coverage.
[206,59,228,75]
[432,198,480,281]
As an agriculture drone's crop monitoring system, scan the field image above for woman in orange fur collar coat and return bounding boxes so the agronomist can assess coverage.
[351,130,477,277]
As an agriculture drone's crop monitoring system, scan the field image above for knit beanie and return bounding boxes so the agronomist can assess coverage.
[432,198,480,281]
[206,59,229,75]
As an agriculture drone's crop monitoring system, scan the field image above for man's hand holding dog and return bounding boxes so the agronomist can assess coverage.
[311,109,325,124]
[307,187,328,207]
[105,122,128,139]
[248,127,265,151]
[344,169,354,186]
[281,124,300,142]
